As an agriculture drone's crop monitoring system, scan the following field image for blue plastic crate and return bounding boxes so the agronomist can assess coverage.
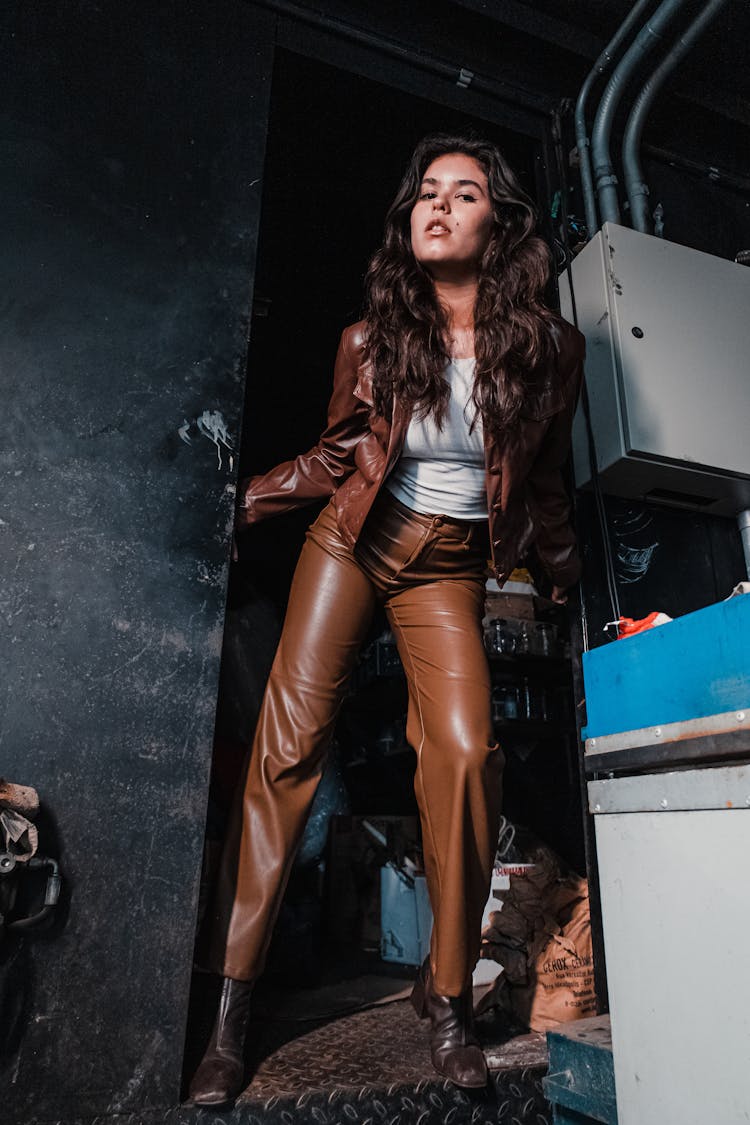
[543,1016,617,1124]
[582,596,750,741]
[380,867,432,966]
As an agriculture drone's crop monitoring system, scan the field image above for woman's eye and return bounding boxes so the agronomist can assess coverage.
[458,193,477,203]
[419,191,436,200]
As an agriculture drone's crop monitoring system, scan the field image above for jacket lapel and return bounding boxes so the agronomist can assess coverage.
[353,359,375,407]
[355,356,411,465]
[387,395,411,467]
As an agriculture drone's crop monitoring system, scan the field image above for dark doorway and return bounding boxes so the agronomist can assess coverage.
[201,41,579,932]
[206,39,548,822]
[185,43,584,1100]
[204,34,546,862]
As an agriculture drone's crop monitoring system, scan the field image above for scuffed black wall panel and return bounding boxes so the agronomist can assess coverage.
[576,496,746,649]
[643,156,750,262]
[0,1,274,1118]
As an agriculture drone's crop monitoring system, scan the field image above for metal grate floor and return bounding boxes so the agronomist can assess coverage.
[235,1000,551,1125]
[179,968,552,1125]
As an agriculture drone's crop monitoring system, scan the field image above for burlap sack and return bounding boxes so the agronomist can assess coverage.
[476,832,597,1031]
[509,877,596,1031]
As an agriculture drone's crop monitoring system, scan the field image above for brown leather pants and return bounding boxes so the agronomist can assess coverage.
[208,490,504,996]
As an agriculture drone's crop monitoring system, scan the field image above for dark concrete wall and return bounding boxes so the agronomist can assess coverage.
[0,1,274,1117]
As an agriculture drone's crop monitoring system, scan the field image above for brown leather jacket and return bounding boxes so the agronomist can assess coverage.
[237,317,585,589]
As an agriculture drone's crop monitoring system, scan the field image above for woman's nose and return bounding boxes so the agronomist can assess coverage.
[432,195,449,212]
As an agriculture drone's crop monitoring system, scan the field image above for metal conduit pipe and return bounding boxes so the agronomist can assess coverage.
[624,0,730,232]
[591,0,689,226]
[575,0,657,240]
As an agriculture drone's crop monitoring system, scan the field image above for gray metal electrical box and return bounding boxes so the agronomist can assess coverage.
[559,223,750,516]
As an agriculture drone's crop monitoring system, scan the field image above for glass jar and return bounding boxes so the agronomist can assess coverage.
[492,684,519,721]
[503,685,519,720]
[515,620,531,656]
[486,618,516,656]
[519,676,533,719]
[535,621,557,658]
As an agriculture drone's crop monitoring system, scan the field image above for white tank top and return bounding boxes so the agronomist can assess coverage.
[385,357,487,520]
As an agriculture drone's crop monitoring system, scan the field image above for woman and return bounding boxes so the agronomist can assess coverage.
[189,133,585,1105]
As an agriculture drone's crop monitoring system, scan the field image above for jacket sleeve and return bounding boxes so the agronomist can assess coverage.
[236,326,370,529]
[525,341,584,590]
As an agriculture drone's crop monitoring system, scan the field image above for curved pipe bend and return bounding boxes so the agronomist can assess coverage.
[623,0,731,233]
[591,0,690,227]
[575,0,657,239]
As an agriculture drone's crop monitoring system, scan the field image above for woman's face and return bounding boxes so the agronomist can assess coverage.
[409,152,494,280]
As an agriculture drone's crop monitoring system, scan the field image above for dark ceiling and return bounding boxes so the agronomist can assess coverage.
[312,0,748,178]
[453,0,750,128]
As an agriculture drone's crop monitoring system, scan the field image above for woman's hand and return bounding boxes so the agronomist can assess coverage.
[550,585,568,605]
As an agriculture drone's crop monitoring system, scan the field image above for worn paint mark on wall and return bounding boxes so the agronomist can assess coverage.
[177,410,234,470]
[613,509,660,584]
[106,1030,166,1113]
[616,541,659,583]
[196,410,232,469]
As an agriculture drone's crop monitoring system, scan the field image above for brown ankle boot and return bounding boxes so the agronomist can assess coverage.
[188,977,253,1106]
[411,959,488,1089]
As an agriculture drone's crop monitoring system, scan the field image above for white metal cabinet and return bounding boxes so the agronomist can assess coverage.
[590,765,750,1125]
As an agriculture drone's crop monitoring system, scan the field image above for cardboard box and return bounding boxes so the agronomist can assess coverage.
[484,592,536,623]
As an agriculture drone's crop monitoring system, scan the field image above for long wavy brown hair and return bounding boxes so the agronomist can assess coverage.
[363,133,558,442]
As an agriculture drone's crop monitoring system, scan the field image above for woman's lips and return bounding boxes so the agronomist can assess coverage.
[426,222,450,235]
